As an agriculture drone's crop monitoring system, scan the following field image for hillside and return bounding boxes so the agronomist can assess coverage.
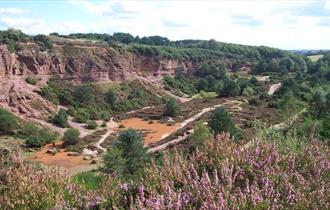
[1,29,330,209]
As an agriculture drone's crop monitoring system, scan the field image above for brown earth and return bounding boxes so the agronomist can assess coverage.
[28,142,90,169]
[116,118,180,145]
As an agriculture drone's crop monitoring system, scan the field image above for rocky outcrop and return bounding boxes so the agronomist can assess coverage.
[0,44,199,82]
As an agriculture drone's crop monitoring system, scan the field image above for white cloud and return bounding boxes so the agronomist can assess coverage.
[0,8,25,15]
[1,1,330,49]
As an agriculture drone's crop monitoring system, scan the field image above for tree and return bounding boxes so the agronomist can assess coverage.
[63,128,80,146]
[105,129,149,176]
[105,89,117,108]
[208,107,240,139]
[311,88,329,119]
[53,109,68,128]
[164,97,180,117]
[0,108,17,135]
[74,85,93,104]
[101,147,126,175]
[218,78,240,97]
[189,122,212,149]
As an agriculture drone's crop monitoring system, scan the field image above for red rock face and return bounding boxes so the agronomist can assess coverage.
[0,44,198,82]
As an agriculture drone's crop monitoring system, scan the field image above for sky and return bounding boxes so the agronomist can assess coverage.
[0,0,330,50]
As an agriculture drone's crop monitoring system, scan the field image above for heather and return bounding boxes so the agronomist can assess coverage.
[1,130,329,209]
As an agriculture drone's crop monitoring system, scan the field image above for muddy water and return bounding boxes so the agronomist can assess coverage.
[28,142,90,169]
[117,118,180,145]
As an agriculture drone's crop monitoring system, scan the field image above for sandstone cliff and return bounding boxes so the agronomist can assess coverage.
[0,43,199,82]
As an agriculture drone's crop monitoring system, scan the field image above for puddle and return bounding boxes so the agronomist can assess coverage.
[117,118,180,145]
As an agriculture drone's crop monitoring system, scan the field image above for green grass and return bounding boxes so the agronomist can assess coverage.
[192,91,217,99]
[308,54,323,62]
[72,171,106,190]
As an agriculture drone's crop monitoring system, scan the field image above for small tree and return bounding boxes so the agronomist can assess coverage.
[101,147,126,175]
[63,128,80,146]
[218,79,240,97]
[164,97,180,117]
[208,107,241,139]
[53,109,68,128]
[105,89,117,108]
[189,122,212,149]
[103,129,149,176]
[0,108,17,135]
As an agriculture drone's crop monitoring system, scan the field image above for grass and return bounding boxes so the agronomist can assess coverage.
[308,54,323,62]
[72,171,106,190]
[192,91,217,99]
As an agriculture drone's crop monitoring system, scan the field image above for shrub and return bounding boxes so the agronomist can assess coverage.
[63,128,80,146]
[25,76,37,85]
[53,109,68,128]
[0,108,17,135]
[85,120,97,130]
[102,129,149,177]
[163,97,180,117]
[26,136,45,147]
[242,86,254,97]
[189,122,212,149]
[208,107,241,140]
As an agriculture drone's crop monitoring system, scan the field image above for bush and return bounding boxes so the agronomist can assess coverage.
[23,124,58,148]
[189,122,212,149]
[163,97,180,117]
[53,109,68,128]
[208,107,241,140]
[217,78,241,97]
[85,120,97,130]
[26,136,46,147]
[0,108,17,135]
[242,86,254,97]
[102,129,149,177]
[25,76,37,85]
[63,128,80,146]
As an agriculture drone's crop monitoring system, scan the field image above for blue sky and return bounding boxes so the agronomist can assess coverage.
[1,0,330,49]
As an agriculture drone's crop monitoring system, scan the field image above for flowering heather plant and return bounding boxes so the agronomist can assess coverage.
[0,132,329,209]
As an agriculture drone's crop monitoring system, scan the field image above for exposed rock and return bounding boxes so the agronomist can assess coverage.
[82,148,98,156]
[46,148,58,155]
[90,159,97,164]
[83,156,92,160]
[67,152,80,157]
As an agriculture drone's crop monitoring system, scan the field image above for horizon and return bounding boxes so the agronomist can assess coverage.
[0,0,330,50]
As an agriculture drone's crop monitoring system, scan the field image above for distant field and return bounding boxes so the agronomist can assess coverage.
[308,54,323,62]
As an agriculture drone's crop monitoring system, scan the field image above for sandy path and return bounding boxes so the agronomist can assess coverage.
[268,83,281,95]
[148,100,243,152]
[95,118,119,151]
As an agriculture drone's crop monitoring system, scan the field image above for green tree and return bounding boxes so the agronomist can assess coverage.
[53,109,68,128]
[105,89,117,108]
[0,108,17,135]
[74,86,93,104]
[319,113,330,145]
[164,97,180,117]
[63,128,80,146]
[101,147,126,175]
[189,122,212,149]
[109,129,149,176]
[218,79,240,97]
[208,107,240,139]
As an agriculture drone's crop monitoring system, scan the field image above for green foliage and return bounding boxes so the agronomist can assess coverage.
[242,86,254,97]
[163,97,180,117]
[101,147,126,176]
[25,76,37,85]
[0,28,28,52]
[103,129,149,177]
[53,109,68,128]
[33,34,53,51]
[0,109,17,135]
[85,120,97,130]
[163,75,196,96]
[217,78,241,97]
[105,89,117,108]
[72,171,106,190]
[73,85,94,104]
[208,107,241,140]
[23,124,58,148]
[63,128,80,146]
[189,122,212,149]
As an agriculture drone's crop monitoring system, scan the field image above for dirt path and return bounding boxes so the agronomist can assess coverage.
[268,83,281,95]
[95,118,119,151]
[148,99,244,152]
